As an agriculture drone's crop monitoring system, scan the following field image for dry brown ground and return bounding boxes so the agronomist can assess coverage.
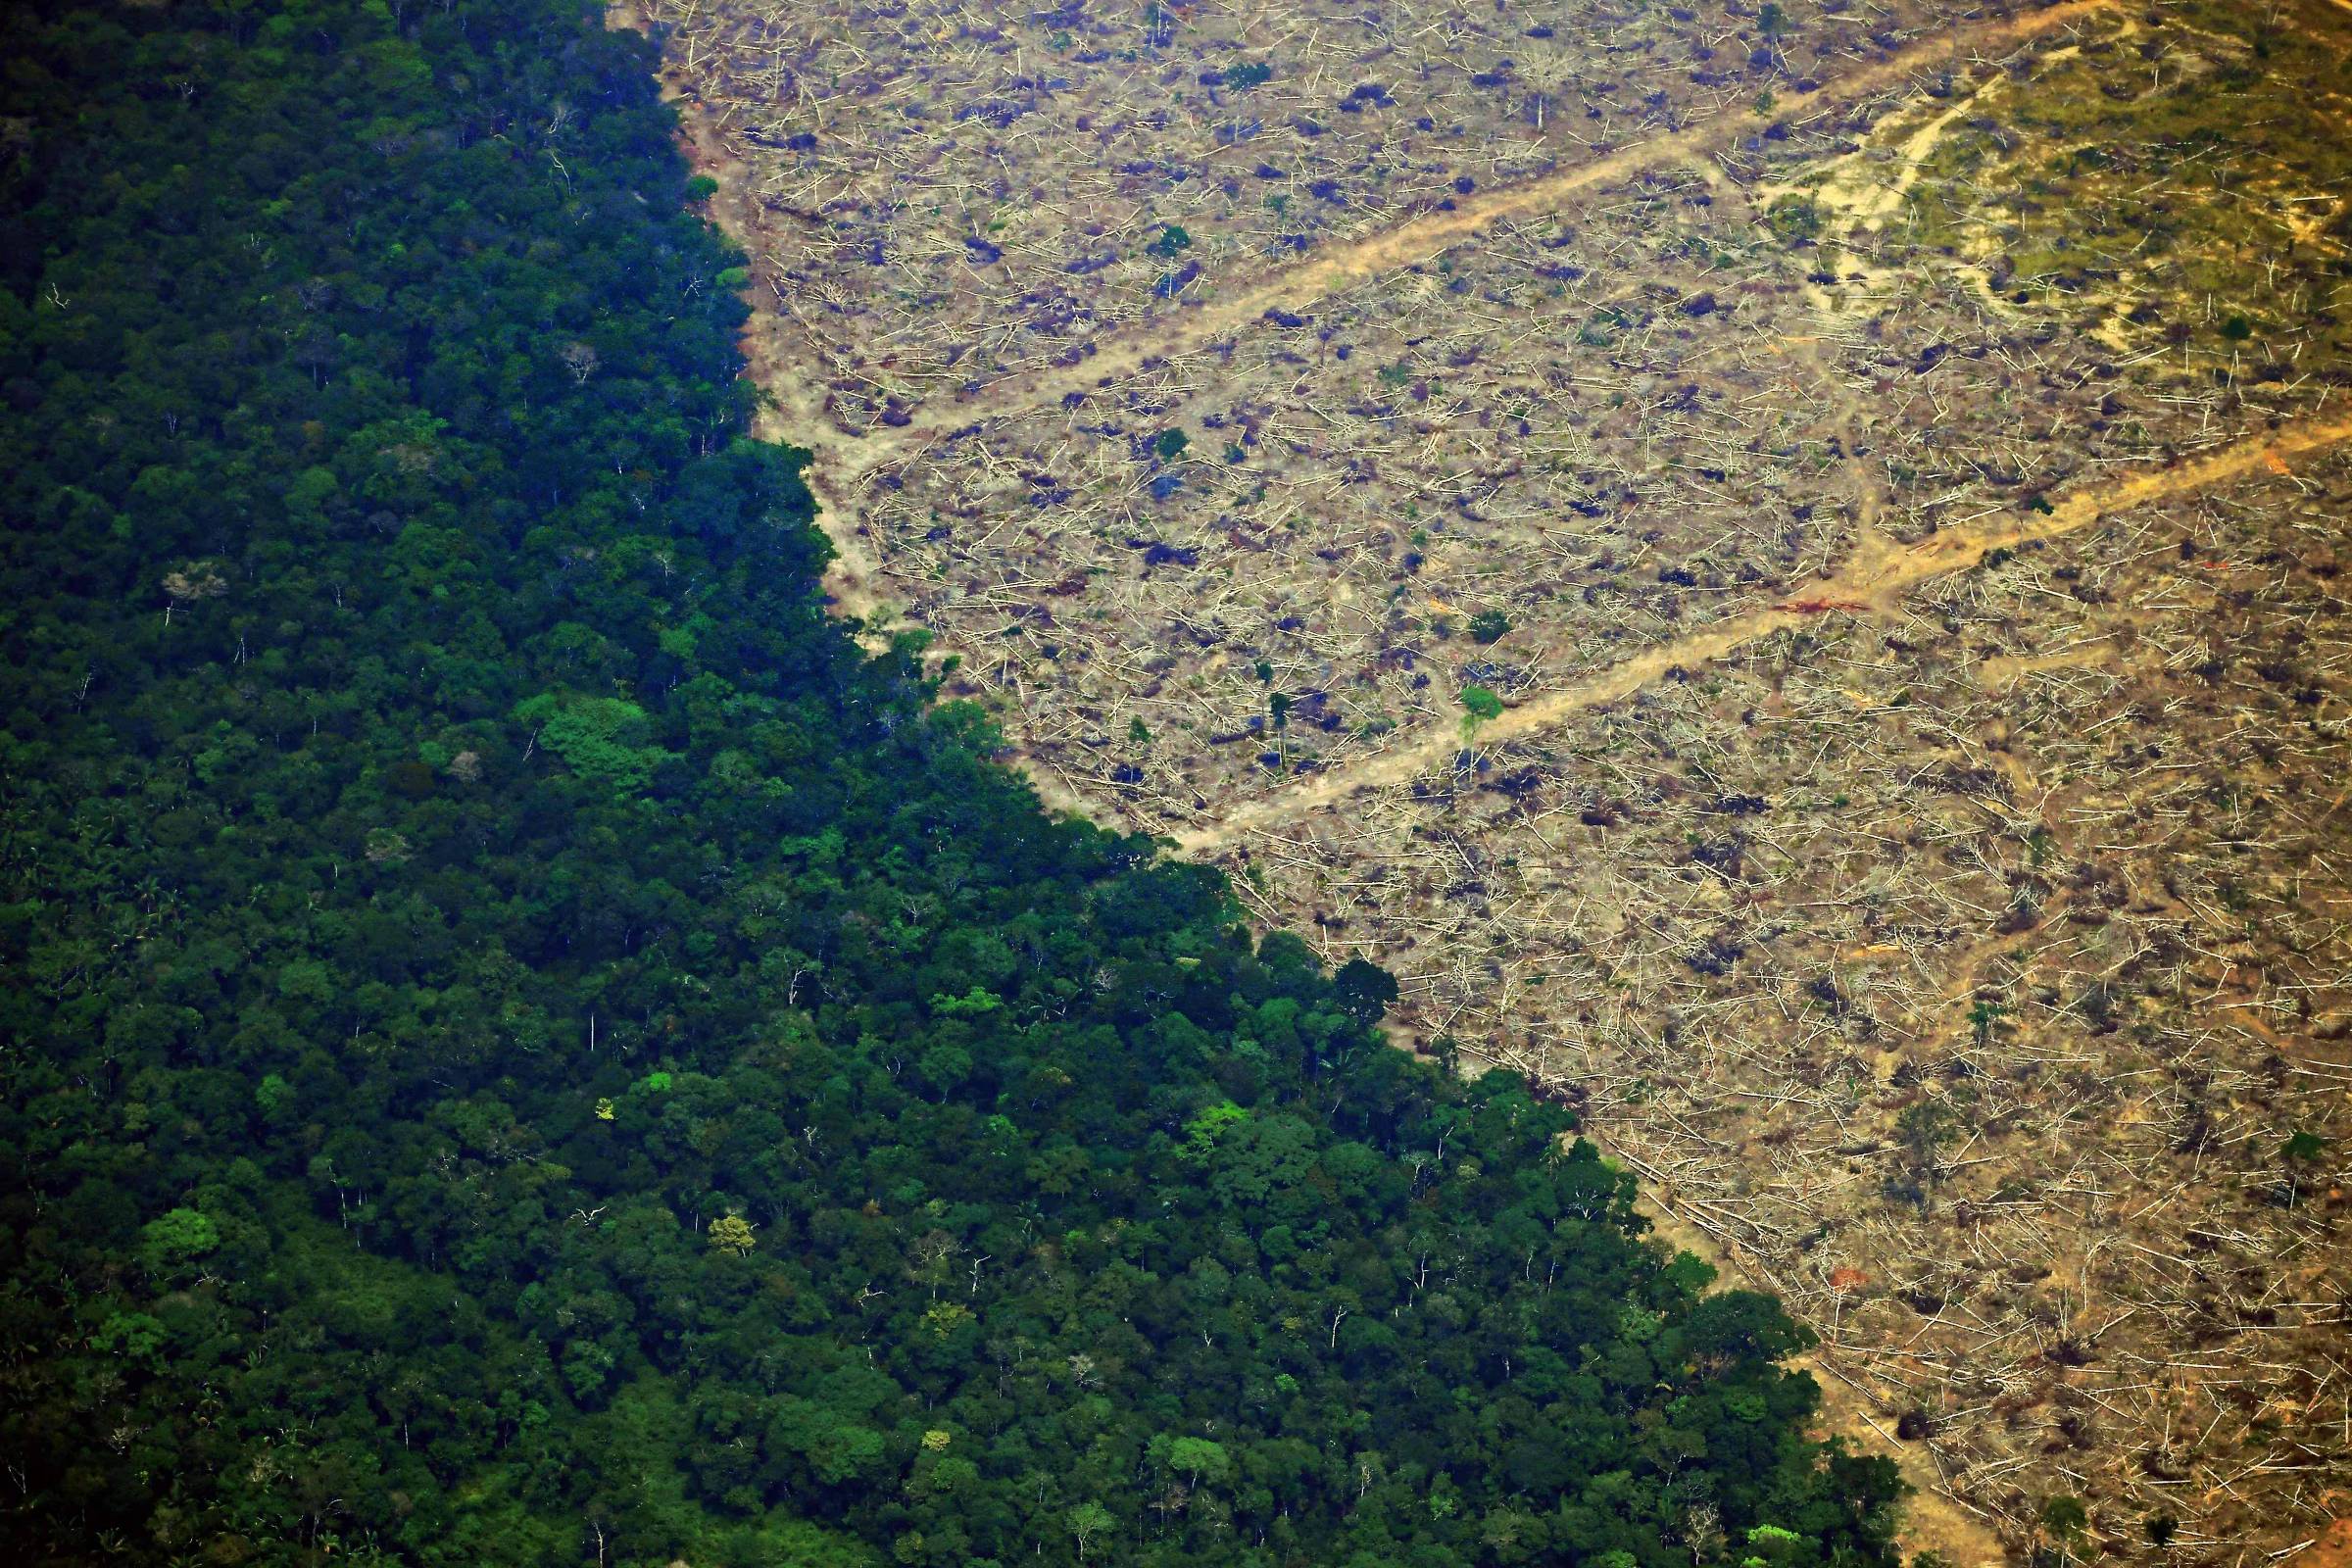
[623,0,2352,1559]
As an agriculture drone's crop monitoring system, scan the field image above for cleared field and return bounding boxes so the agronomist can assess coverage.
[638,0,2352,1557]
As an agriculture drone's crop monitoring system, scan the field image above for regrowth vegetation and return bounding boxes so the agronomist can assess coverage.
[0,2,1900,1565]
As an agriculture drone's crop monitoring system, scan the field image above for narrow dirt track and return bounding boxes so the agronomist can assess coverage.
[845,0,2123,475]
[1173,410,2352,854]
[630,0,2124,625]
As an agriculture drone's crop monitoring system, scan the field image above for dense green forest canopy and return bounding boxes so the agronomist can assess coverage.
[0,1,1904,1563]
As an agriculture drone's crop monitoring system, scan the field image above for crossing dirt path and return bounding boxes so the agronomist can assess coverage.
[845,0,2125,475]
[1173,411,2352,852]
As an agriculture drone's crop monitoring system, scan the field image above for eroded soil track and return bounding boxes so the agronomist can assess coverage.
[1177,414,2352,853]
[848,0,2124,471]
